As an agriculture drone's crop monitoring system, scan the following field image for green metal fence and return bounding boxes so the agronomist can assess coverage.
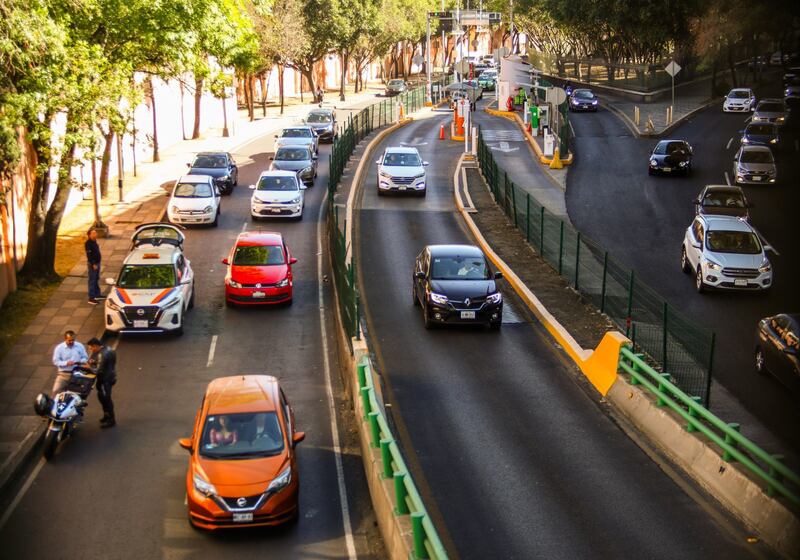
[619,347,799,507]
[328,201,360,340]
[476,128,715,406]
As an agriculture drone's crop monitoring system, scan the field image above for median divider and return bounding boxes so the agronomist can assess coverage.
[484,105,573,166]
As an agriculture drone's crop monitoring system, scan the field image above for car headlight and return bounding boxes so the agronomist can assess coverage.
[758,260,772,273]
[706,260,722,271]
[379,171,392,179]
[216,176,229,183]
[161,295,182,310]
[302,166,313,175]
[171,205,180,214]
[106,298,122,311]
[290,196,301,204]
[776,117,785,123]
[203,206,213,213]
[487,292,502,304]
[429,292,448,305]
[276,277,289,288]
[592,99,598,104]
[678,160,688,167]
[770,138,778,144]
[741,137,750,143]
[649,159,658,167]
[267,466,292,494]
[193,472,217,497]
[227,278,242,288]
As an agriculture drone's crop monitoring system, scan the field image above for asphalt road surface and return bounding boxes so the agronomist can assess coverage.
[0,115,382,558]
[567,76,800,454]
[355,111,760,559]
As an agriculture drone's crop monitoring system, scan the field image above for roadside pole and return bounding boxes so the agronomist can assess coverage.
[426,15,432,105]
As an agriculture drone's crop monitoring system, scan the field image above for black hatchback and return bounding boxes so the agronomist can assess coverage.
[755,314,800,394]
[413,245,503,329]
[648,140,693,176]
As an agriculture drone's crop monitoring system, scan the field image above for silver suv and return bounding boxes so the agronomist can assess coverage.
[376,147,428,196]
[681,215,772,293]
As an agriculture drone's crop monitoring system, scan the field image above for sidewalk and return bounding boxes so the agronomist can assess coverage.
[0,85,390,495]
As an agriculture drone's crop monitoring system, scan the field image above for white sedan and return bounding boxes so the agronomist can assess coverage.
[167,174,221,226]
[250,170,306,220]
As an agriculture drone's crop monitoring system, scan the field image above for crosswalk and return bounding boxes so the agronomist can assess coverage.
[482,129,526,142]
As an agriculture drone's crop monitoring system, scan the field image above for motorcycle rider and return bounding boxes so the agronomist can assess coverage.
[51,330,89,395]
[87,338,117,428]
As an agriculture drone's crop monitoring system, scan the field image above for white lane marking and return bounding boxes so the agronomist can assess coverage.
[0,457,45,531]
[743,115,752,124]
[752,227,780,256]
[206,335,218,367]
[317,195,357,559]
[726,138,733,150]
[241,221,248,232]
[724,172,731,186]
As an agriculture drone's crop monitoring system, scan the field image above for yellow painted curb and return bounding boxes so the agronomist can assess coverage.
[451,135,465,141]
[483,107,573,166]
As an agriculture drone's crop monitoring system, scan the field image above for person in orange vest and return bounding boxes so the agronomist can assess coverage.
[506,94,514,112]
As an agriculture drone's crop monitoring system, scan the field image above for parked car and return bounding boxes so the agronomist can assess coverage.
[376,146,428,196]
[648,140,693,175]
[747,56,768,71]
[304,108,337,142]
[784,85,800,100]
[274,126,318,154]
[477,69,498,90]
[167,175,221,227]
[413,244,503,329]
[180,375,305,529]
[755,314,800,393]
[480,55,497,67]
[752,98,788,126]
[693,185,752,220]
[249,171,306,220]
[187,152,238,194]
[770,51,789,66]
[385,79,407,96]
[104,224,194,336]
[733,145,777,185]
[569,89,599,112]
[681,215,772,293]
[269,146,317,186]
[222,232,296,306]
[472,63,489,77]
[740,122,780,148]
[723,88,756,112]
[782,66,800,87]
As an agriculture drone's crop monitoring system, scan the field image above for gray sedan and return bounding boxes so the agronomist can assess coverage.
[269,146,317,186]
[752,98,788,126]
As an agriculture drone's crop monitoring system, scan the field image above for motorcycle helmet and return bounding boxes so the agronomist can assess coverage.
[34,393,52,417]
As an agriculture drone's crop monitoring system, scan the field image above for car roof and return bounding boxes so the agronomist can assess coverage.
[699,215,753,232]
[308,108,334,115]
[236,231,284,246]
[125,245,178,265]
[205,375,279,414]
[282,126,313,131]
[384,146,419,154]
[427,244,484,257]
[658,139,687,144]
[757,98,784,105]
[729,88,752,93]
[701,185,744,195]
[178,174,213,183]
[740,144,772,153]
[195,151,229,157]
[259,170,299,178]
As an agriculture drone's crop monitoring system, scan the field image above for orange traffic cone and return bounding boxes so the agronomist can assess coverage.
[399,102,405,120]
[527,121,532,134]
[439,124,445,140]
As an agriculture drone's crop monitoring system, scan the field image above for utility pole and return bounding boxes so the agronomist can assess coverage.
[509,0,514,53]
[117,131,125,203]
[426,14,432,104]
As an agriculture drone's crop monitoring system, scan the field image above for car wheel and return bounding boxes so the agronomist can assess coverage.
[212,210,219,228]
[188,287,195,309]
[648,168,654,176]
[423,305,433,329]
[681,247,691,274]
[755,347,766,374]
[695,267,706,293]
[413,285,420,306]
[174,324,184,336]
[488,319,502,331]
[419,189,427,198]
[377,189,385,197]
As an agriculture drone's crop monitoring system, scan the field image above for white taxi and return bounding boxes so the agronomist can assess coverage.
[104,224,195,335]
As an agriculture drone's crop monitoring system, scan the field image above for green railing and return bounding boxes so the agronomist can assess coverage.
[476,128,715,406]
[328,201,360,340]
[357,357,449,559]
[619,347,800,507]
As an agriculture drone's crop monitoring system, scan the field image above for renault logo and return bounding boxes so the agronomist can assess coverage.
[464,298,470,306]
[136,308,145,316]
[236,497,247,507]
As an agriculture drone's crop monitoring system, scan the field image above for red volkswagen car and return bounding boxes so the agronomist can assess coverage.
[223,232,296,306]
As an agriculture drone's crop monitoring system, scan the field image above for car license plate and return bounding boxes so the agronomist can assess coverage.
[460,311,476,319]
[271,208,282,213]
[133,320,148,328]
[734,279,748,287]
[233,513,253,523]
[399,186,407,191]
[752,176,761,181]
[662,167,671,172]
[252,291,266,298]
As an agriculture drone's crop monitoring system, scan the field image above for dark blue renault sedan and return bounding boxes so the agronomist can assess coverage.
[648,139,693,176]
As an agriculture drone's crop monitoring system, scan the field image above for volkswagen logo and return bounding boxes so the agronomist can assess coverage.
[236,497,247,507]
[255,283,262,288]
[136,308,145,316]
[464,298,471,307]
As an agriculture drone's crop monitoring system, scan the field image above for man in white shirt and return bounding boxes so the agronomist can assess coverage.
[51,330,89,394]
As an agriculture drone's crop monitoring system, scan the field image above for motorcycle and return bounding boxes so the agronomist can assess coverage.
[33,367,97,460]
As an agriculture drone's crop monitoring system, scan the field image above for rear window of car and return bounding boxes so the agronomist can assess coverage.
[706,231,761,254]
[233,245,285,266]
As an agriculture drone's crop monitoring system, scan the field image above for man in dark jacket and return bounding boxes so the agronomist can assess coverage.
[85,228,103,305]
[87,338,117,427]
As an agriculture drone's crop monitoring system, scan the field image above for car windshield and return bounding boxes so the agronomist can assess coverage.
[174,182,213,198]
[233,245,285,266]
[740,150,773,163]
[431,256,489,280]
[383,152,421,166]
[199,412,285,459]
[654,141,688,155]
[574,90,593,99]
[275,147,311,161]
[729,91,750,99]
[758,103,784,112]
[703,192,745,208]
[306,113,332,123]
[281,128,312,138]
[257,176,298,191]
[747,124,775,135]
[388,80,404,87]
[706,231,761,254]
[117,264,176,289]
[192,155,227,168]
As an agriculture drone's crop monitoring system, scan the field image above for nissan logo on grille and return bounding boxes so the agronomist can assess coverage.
[136,309,145,316]
[236,497,247,507]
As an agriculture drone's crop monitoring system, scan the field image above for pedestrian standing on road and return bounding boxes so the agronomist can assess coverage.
[87,338,117,428]
[51,330,89,395]
[85,228,103,305]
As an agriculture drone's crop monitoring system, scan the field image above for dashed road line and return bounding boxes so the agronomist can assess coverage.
[0,458,45,531]
[241,221,248,232]
[726,137,733,150]
[206,335,218,367]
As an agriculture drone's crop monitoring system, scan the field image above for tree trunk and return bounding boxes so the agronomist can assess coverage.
[727,45,738,88]
[246,74,255,121]
[260,72,268,117]
[339,52,348,102]
[99,128,114,198]
[301,68,315,100]
[149,76,159,162]
[179,79,187,140]
[192,76,203,139]
[278,64,285,115]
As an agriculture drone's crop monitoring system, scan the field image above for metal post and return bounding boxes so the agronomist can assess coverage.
[723,423,740,462]
[357,363,367,389]
[558,221,564,275]
[512,183,518,227]
[380,439,393,478]
[687,396,701,432]
[116,131,124,203]
[368,411,380,447]
[411,512,427,559]
[705,332,715,408]
[525,193,530,242]
[394,472,410,514]
[355,292,361,340]
[360,386,371,419]
[503,171,509,212]
[574,232,581,289]
[539,206,545,255]
[662,301,668,373]
[626,270,635,337]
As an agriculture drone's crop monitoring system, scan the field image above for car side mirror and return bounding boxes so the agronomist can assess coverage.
[249,184,256,190]
[312,155,318,160]
[423,161,430,166]
[300,185,307,190]
[764,244,774,253]
[105,278,116,286]
[290,257,298,264]
[494,271,503,279]
[375,160,381,164]
[179,438,193,452]
[692,241,701,249]
[415,271,426,279]
[269,156,274,160]
[292,432,306,446]
[186,162,191,167]
[274,134,279,138]
[692,198,700,204]
[221,258,230,265]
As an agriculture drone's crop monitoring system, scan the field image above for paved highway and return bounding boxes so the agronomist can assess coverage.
[0,118,382,558]
[567,77,800,454]
[355,111,758,558]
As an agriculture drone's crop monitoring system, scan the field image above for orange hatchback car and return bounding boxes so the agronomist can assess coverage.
[180,375,305,529]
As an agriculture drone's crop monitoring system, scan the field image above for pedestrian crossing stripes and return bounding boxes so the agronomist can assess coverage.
[482,129,526,142]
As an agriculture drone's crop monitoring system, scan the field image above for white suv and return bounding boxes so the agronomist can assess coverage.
[376,147,429,196]
[167,174,221,226]
[104,224,194,335]
[249,170,306,220]
[681,215,772,293]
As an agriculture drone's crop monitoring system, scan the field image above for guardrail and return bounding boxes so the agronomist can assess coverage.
[618,346,800,507]
[475,128,716,405]
[357,357,449,559]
